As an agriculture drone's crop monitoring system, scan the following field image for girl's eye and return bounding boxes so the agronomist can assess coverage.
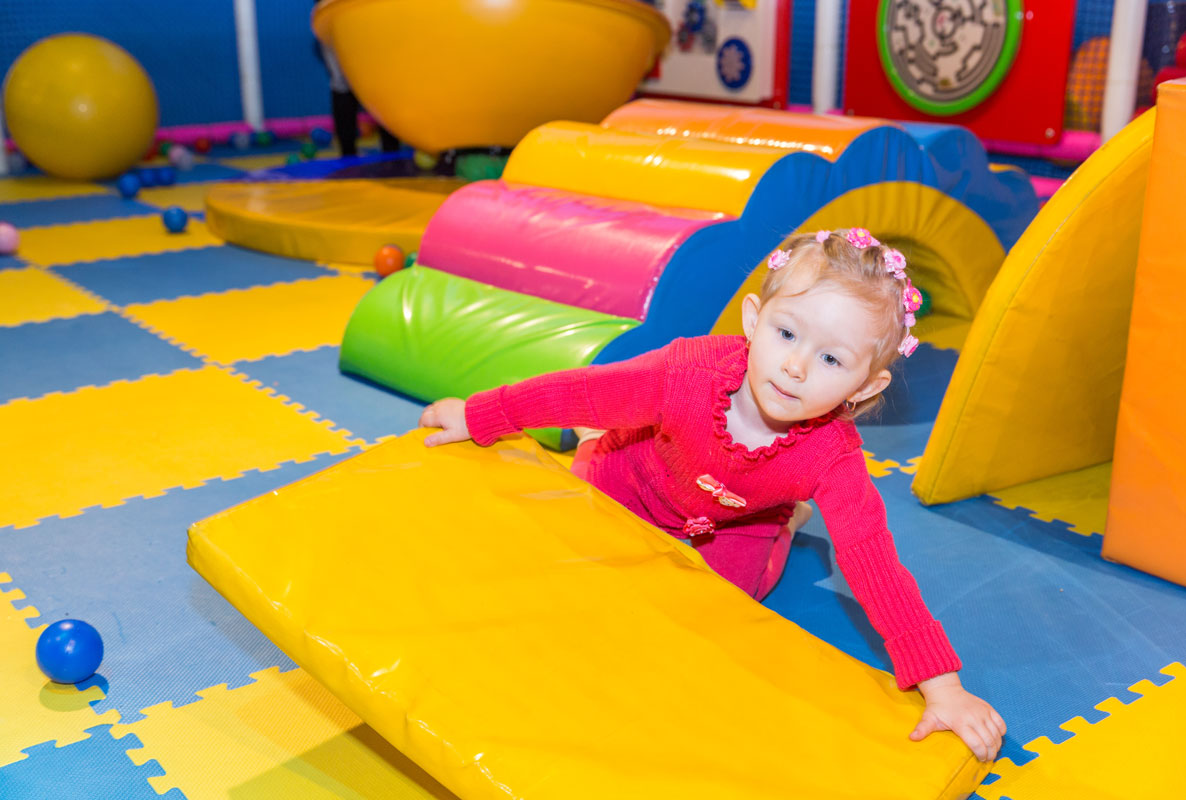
[822,354,841,366]
[779,329,794,341]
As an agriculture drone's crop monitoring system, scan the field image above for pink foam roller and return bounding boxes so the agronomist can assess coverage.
[418,181,728,321]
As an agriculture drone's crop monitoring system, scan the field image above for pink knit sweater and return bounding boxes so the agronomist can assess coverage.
[466,335,961,689]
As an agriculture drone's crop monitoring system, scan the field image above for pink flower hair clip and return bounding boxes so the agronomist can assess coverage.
[898,279,924,357]
[884,248,907,279]
[815,230,831,243]
[767,248,790,271]
[846,228,880,249]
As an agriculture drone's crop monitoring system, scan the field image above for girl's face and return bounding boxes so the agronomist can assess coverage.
[740,284,891,427]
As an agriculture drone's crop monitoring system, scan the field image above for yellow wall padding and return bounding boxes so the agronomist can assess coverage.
[912,109,1155,506]
[603,98,888,160]
[189,430,989,800]
[204,178,463,266]
[1104,80,1186,586]
[710,182,1005,350]
[502,121,782,216]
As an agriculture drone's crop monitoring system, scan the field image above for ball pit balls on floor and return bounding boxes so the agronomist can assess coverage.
[36,619,104,684]
[0,221,19,254]
[373,244,405,277]
[2,34,158,180]
[116,173,141,199]
[162,206,189,233]
[310,127,333,147]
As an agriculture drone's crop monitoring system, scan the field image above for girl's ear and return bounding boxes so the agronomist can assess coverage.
[850,369,892,404]
[741,293,761,340]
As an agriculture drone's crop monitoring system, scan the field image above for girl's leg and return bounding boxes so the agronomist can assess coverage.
[755,502,812,600]
[569,428,605,481]
[695,502,812,599]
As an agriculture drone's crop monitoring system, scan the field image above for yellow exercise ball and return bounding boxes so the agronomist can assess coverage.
[3,34,158,180]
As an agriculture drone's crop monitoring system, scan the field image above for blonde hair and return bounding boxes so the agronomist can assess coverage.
[759,229,912,419]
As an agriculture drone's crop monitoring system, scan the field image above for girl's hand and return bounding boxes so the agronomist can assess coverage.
[418,398,471,447]
[911,672,1006,762]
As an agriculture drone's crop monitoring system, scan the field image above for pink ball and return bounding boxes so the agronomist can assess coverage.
[0,222,19,255]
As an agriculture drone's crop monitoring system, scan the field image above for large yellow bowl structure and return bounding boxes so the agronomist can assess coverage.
[3,34,158,180]
[312,0,670,154]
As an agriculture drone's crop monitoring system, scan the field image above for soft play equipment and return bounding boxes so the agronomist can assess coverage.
[189,429,990,799]
[311,0,670,155]
[911,107,1155,505]
[339,100,1037,442]
[1104,79,1186,586]
[204,177,464,265]
[2,34,158,181]
[207,0,667,266]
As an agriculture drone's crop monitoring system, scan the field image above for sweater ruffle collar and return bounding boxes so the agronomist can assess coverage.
[711,336,836,461]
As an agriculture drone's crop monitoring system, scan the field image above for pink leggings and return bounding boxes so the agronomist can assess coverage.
[570,438,790,600]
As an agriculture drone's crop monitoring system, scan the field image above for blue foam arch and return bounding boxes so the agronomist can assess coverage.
[595,123,1037,364]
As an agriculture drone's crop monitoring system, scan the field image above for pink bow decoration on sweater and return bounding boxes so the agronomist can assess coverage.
[683,516,716,537]
[696,474,747,508]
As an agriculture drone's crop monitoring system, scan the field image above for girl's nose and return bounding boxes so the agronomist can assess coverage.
[783,352,807,379]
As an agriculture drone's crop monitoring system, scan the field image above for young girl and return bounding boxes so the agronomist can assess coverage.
[419,228,1006,762]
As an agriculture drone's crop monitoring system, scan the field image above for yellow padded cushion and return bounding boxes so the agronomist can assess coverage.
[189,430,987,799]
[913,109,1155,505]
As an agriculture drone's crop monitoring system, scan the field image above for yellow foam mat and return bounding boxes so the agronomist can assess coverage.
[0,267,108,327]
[990,462,1112,537]
[980,663,1186,799]
[16,215,223,267]
[123,274,374,364]
[0,176,106,202]
[188,430,988,800]
[0,574,120,767]
[204,178,463,265]
[0,366,360,529]
[110,666,453,799]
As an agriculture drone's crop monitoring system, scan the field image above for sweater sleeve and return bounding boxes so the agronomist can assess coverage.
[811,445,962,690]
[464,343,671,446]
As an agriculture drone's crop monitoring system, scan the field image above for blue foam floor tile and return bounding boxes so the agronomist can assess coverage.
[235,346,424,442]
[158,162,249,184]
[0,726,181,800]
[0,195,159,228]
[0,450,359,722]
[52,245,330,305]
[0,253,24,271]
[0,312,203,403]
[848,470,1186,752]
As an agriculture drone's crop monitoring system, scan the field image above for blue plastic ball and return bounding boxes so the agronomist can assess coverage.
[36,619,103,684]
[137,167,159,188]
[116,172,141,198]
[162,206,188,233]
[310,126,332,147]
[156,166,176,186]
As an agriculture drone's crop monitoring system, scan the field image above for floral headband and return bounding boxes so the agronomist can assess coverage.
[766,228,919,357]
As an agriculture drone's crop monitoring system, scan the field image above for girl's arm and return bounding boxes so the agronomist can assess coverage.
[813,446,1005,761]
[424,342,674,447]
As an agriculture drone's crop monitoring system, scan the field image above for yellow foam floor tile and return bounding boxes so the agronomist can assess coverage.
[0,176,107,203]
[123,274,375,364]
[111,667,454,800]
[0,366,360,529]
[990,462,1112,536]
[0,267,108,327]
[16,215,222,267]
[0,574,120,767]
[980,663,1186,799]
[137,182,218,213]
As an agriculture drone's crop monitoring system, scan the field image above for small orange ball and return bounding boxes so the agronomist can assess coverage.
[193,137,212,154]
[373,244,405,277]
